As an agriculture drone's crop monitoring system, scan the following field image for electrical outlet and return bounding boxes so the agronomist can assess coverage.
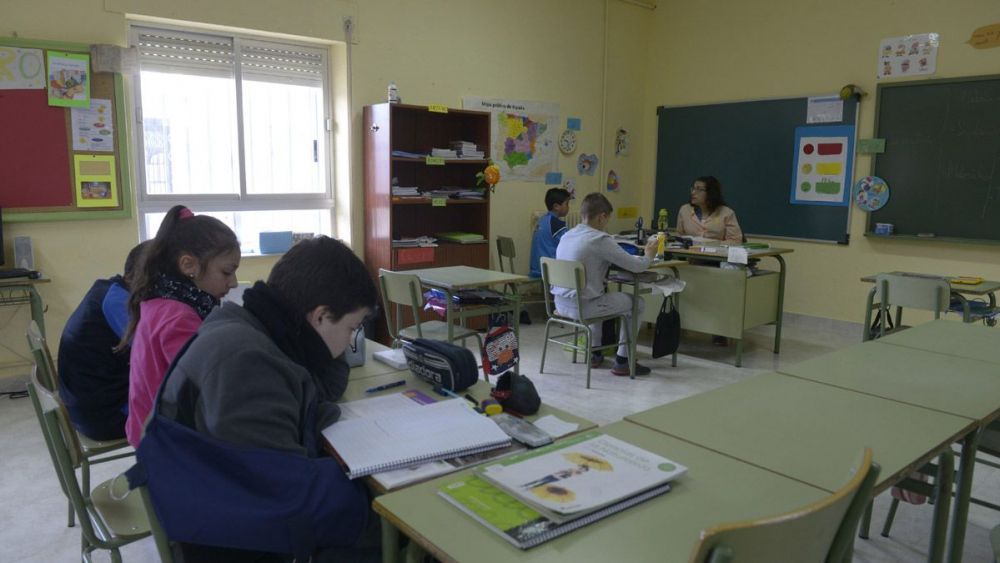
[342,15,354,33]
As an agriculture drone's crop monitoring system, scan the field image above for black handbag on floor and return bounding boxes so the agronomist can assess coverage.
[652,296,680,358]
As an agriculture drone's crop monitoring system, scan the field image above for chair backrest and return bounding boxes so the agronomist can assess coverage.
[688,448,877,563]
[496,236,516,274]
[539,258,586,318]
[26,370,102,543]
[874,273,950,317]
[25,320,58,392]
[378,269,425,342]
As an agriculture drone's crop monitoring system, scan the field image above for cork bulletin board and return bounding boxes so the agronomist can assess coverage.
[0,37,132,222]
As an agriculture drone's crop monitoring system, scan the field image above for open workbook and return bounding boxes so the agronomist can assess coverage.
[438,431,687,548]
[322,398,511,479]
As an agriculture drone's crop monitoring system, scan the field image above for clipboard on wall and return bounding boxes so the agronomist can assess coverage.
[0,36,132,223]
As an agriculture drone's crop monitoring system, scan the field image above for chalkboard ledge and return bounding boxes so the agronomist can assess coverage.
[864,232,1000,247]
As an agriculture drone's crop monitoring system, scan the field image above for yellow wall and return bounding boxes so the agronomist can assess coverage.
[2,0,640,370]
[641,0,1000,323]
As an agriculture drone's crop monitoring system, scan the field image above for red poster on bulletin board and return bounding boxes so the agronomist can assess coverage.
[0,89,74,207]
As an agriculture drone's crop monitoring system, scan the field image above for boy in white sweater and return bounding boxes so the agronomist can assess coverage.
[552,192,658,375]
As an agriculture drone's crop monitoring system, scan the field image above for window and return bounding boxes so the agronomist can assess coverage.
[130,25,333,253]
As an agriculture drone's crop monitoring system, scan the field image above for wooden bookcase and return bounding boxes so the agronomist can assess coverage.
[363,103,492,339]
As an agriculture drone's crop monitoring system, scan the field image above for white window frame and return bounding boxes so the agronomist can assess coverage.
[129,23,335,240]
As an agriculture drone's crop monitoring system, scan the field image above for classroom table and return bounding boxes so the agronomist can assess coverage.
[625,371,974,563]
[0,276,49,337]
[372,420,831,563]
[655,246,793,367]
[776,338,1000,563]
[876,319,1000,366]
[860,271,1000,324]
[405,266,531,372]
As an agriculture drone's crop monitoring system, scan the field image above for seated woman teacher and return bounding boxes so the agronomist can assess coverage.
[676,176,743,245]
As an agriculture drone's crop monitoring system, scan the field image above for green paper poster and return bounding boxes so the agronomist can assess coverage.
[47,51,90,108]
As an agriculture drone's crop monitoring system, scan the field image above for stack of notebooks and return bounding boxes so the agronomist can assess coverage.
[438,431,688,549]
[391,236,437,248]
[450,140,485,159]
[322,398,511,479]
[425,188,485,200]
[391,186,421,197]
[435,231,485,244]
[430,147,459,159]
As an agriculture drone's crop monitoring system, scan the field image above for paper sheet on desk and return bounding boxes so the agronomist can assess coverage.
[641,276,686,297]
[727,246,749,265]
[532,415,579,438]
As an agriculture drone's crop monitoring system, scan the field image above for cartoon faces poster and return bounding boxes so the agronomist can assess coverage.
[790,125,855,206]
[877,33,939,79]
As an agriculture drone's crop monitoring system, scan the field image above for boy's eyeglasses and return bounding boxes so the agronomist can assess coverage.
[690,186,707,193]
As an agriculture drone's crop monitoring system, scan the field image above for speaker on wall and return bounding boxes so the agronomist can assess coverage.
[14,236,33,270]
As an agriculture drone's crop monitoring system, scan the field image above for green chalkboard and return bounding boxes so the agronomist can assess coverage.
[870,75,1000,243]
[654,97,857,244]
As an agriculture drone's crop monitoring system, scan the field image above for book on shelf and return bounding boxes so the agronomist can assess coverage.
[430,148,459,158]
[435,231,486,244]
[322,398,511,479]
[392,236,437,248]
[438,473,671,549]
[391,150,427,158]
[478,431,687,524]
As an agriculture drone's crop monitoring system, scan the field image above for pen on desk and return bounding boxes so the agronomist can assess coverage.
[364,380,406,394]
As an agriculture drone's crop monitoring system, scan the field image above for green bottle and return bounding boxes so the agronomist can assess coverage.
[657,208,669,232]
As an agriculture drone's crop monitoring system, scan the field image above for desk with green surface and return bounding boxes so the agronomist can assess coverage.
[776,332,1000,563]
[876,319,1000,366]
[404,265,530,338]
[625,371,973,563]
[860,272,1000,324]
[642,246,793,367]
[373,420,832,563]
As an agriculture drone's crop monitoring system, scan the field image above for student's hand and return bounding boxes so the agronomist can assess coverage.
[643,236,659,258]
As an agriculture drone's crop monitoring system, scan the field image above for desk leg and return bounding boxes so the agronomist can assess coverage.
[511,290,522,375]
[670,266,679,368]
[947,428,982,563]
[629,281,639,379]
[381,516,400,563]
[930,450,955,563]
[773,255,786,355]
[444,290,455,343]
[29,285,45,338]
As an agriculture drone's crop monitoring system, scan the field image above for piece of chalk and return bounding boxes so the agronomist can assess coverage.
[917,233,936,237]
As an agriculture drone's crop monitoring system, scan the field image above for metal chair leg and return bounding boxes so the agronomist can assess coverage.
[540,320,552,373]
[584,329,592,389]
[859,500,872,539]
[881,497,900,537]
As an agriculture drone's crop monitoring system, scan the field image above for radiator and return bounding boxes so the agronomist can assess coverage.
[531,210,580,233]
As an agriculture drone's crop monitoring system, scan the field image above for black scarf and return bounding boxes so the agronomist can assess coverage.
[152,274,218,319]
[241,281,348,401]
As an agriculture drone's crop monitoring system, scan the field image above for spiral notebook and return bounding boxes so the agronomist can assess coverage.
[321,399,511,479]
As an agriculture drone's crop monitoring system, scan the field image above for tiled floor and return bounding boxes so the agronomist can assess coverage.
[0,312,995,562]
